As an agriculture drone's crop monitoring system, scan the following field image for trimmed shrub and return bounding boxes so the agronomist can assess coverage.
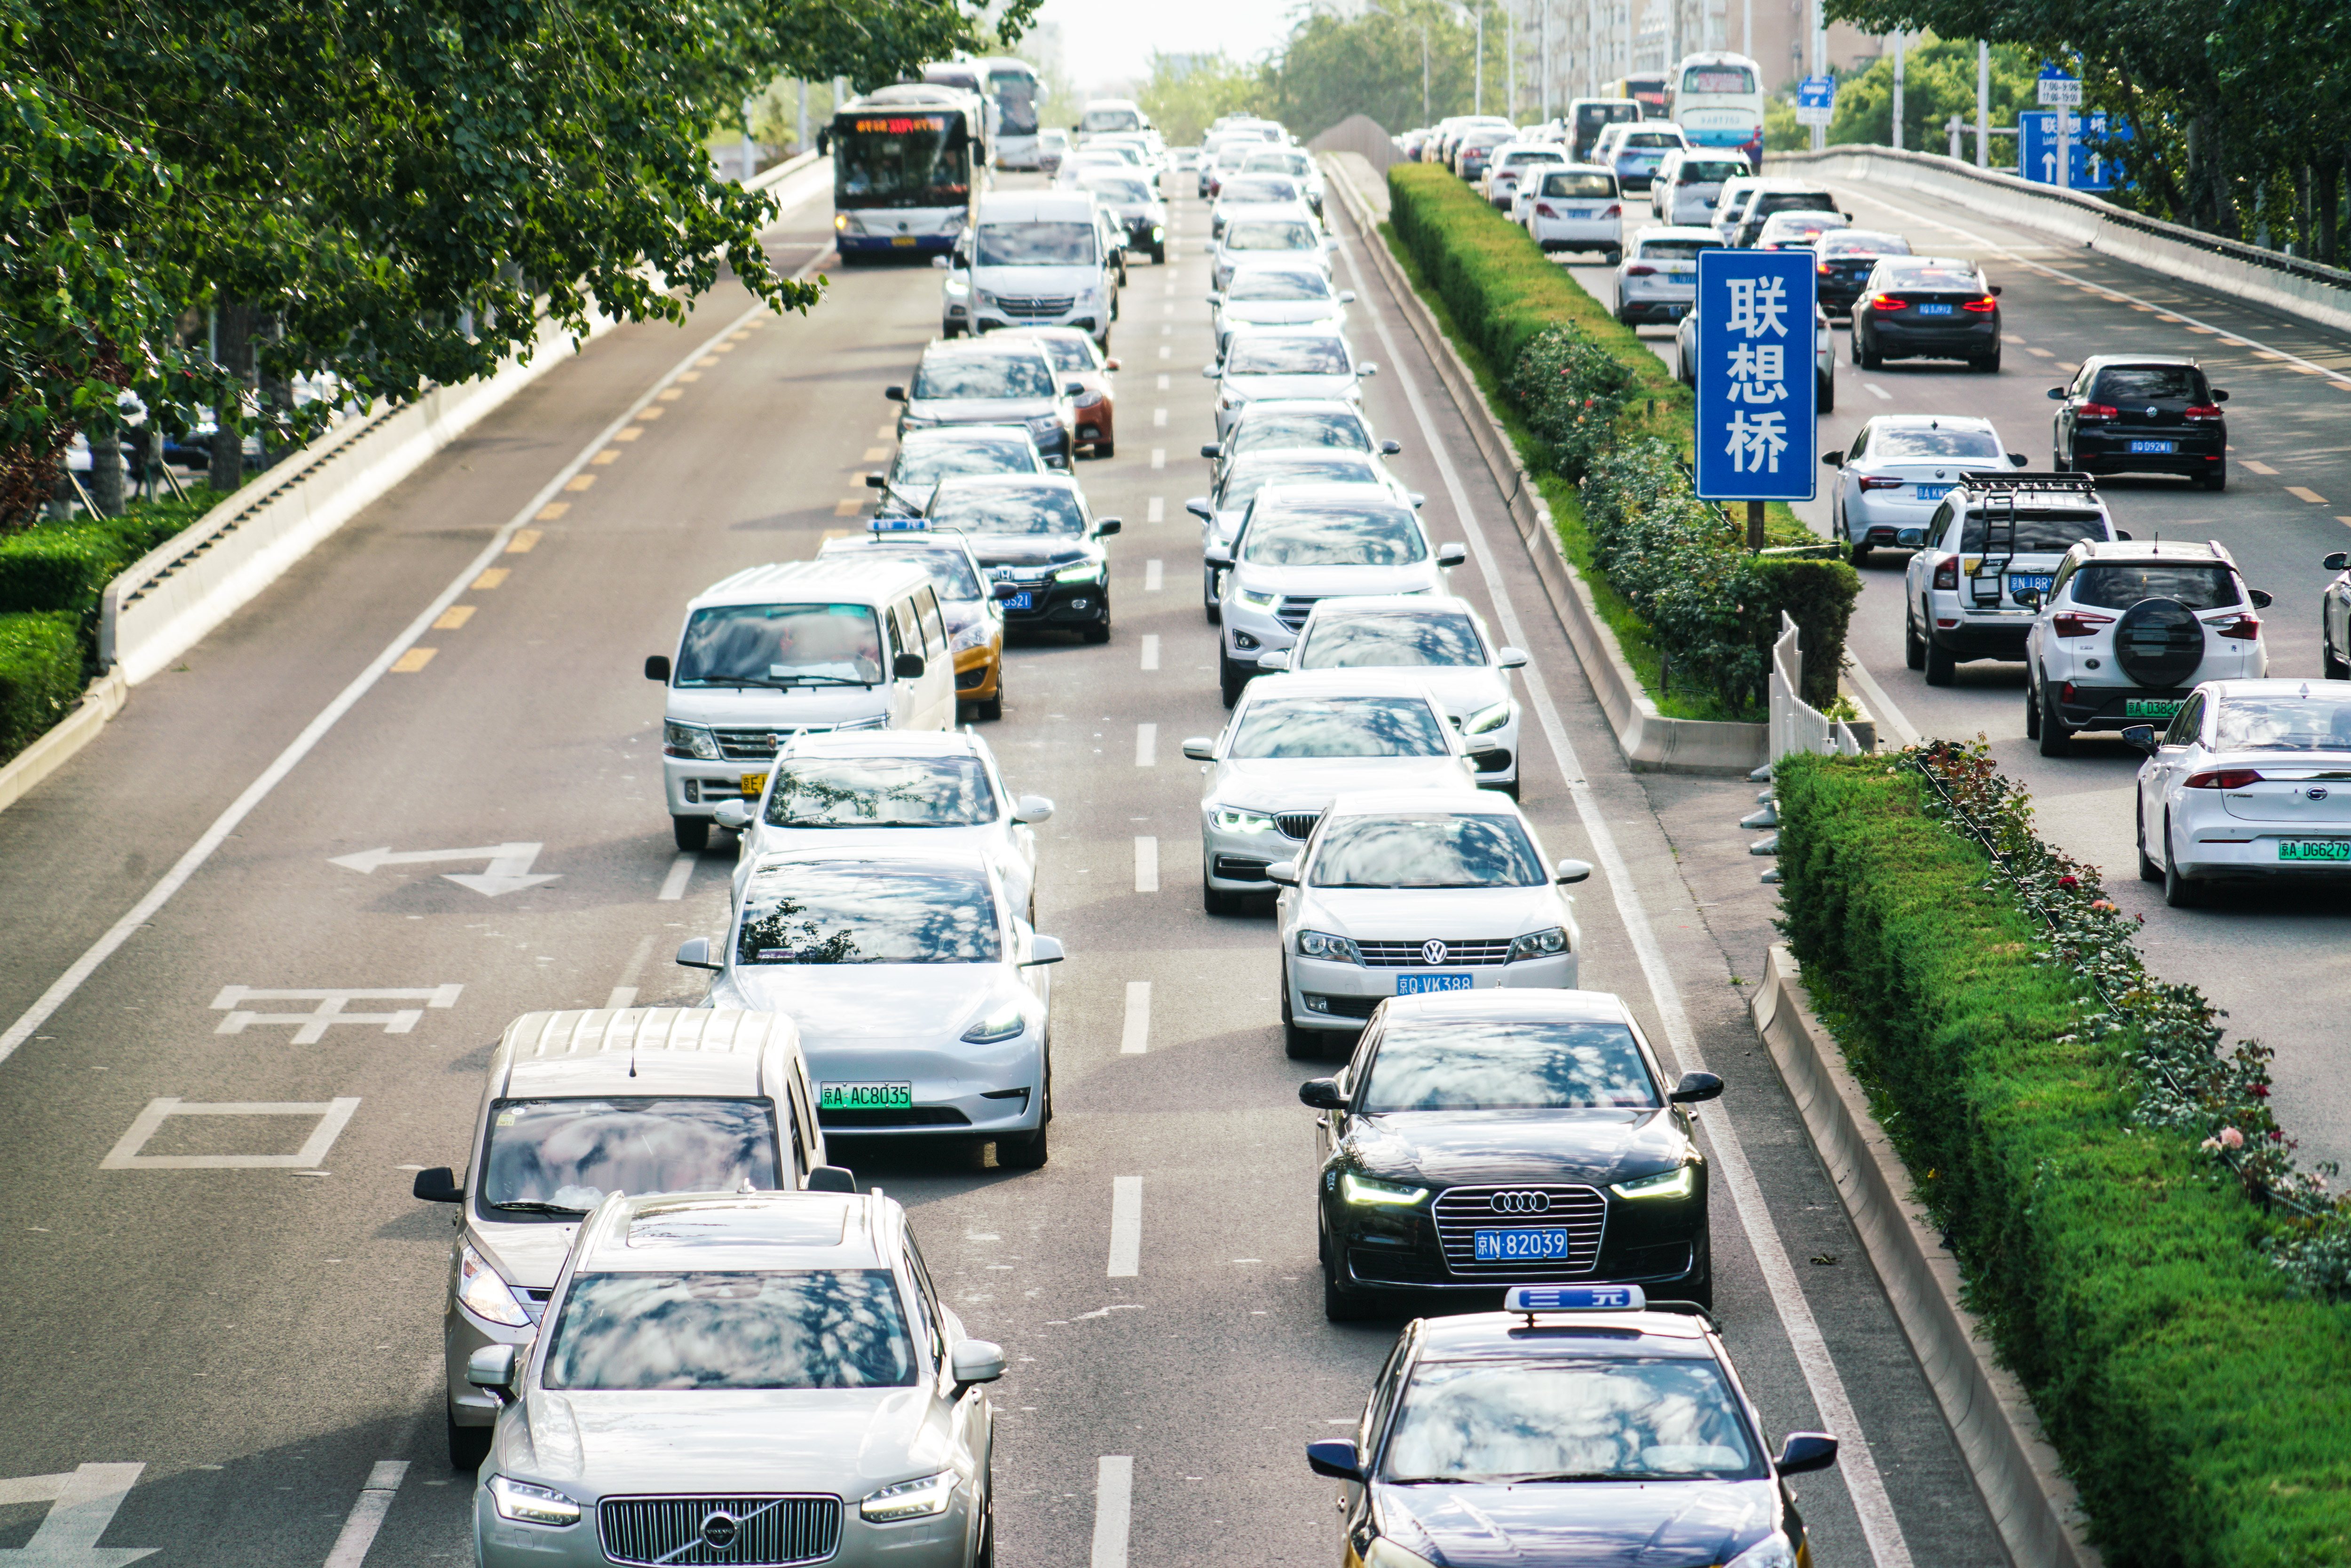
[0,611,84,761]
[1777,751,2351,1567]
[0,523,134,617]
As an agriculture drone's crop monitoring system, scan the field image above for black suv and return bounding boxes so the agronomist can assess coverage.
[2049,355,2230,490]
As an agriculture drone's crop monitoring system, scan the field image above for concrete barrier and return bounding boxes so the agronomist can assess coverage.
[1309,116,1401,175]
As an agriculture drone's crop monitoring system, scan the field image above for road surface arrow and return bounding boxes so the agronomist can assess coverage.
[329,842,559,897]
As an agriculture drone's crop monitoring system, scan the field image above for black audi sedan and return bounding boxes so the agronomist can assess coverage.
[1851,254,2003,371]
[2049,354,2230,490]
[1299,989,1719,1321]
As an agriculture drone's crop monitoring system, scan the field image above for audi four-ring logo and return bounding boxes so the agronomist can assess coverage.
[1421,939,1448,965]
[1490,1190,1551,1213]
[701,1512,740,1550]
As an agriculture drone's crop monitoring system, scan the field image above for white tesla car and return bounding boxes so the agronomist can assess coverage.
[681,847,1065,1167]
[1183,670,1482,914]
[2129,679,2351,907]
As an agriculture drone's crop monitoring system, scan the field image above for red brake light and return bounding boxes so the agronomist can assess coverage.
[1625,263,1656,275]
[2052,610,2114,638]
[1858,476,1904,491]
[1536,203,1556,218]
[1870,294,1908,310]
[2077,402,2118,419]
[1962,296,1998,312]
[2215,614,2262,640]
[2184,404,2224,420]
[2186,768,2264,789]
[1817,263,1833,274]
[1602,204,1621,218]
[1933,558,1958,590]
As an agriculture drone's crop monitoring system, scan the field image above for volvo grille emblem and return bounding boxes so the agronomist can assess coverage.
[1421,939,1448,965]
[2311,786,2330,801]
[701,1511,741,1550]
[1491,1190,1551,1213]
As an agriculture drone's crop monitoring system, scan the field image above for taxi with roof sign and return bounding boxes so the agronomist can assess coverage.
[1304,1284,1838,1568]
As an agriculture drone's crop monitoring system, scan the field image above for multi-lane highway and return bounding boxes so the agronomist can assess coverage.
[0,166,2026,1566]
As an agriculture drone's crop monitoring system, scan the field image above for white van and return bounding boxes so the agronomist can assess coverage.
[647,558,956,849]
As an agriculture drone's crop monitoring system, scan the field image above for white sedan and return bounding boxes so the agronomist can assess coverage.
[2130,679,2351,907]
[713,729,1052,919]
[682,847,1064,1167]
[1184,670,1482,914]
[1270,789,1591,1057]
[1207,327,1375,440]
[1822,414,2023,564]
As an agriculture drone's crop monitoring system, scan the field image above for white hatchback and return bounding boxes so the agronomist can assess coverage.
[2129,679,2351,906]
[1212,207,1333,293]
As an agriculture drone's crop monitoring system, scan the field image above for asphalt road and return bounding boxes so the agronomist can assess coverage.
[0,167,2010,1566]
[1570,177,2351,1177]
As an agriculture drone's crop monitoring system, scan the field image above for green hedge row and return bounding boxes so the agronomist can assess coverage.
[0,612,84,760]
[1777,753,2351,1566]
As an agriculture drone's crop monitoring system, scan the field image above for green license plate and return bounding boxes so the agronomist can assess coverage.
[2278,840,2351,862]
[2124,699,2184,718]
[821,1082,913,1110]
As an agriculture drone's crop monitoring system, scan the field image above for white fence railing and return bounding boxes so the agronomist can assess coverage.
[1768,612,1863,762]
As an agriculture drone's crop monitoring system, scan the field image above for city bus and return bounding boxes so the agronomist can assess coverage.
[980,57,1044,169]
[1669,51,1765,167]
[1603,74,1673,119]
[827,84,987,262]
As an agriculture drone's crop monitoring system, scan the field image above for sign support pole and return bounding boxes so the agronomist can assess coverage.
[1747,499,1765,551]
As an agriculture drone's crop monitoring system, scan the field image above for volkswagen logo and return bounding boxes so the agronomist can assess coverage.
[1490,1190,1551,1214]
[1421,939,1448,965]
[2310,786,2330,801]
[701,1511,741,1551]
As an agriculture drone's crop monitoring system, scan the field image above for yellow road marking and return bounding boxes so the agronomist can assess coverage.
[2027,347,2053,357]
[472,567,510,590]
[390,648,436,673]
[533,502,568,521]
[2243,460,2280,475]
[508,529,543,552]
[2186,325,2215,333]
[636,406,665,420]
[697,356,722,367]
[564,474,595,491]
[433,606,476,630]
[2157,314,2182,323]
[821,528,855,541]
[678,371,702,383]
[614,425,645,441]
[655,387,684,402]
[715,340,739,351]
[591,449,620,465]
[877,424,896,439]
[834,499,864,517]
[2288,486,2329,504]
[862,447,890,462]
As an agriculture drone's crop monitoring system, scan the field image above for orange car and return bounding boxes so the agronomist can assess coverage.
[991,326,1120,458]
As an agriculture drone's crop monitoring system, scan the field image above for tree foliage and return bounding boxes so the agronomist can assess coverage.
[1263,0,1482,142]
[1136,53,1270,148]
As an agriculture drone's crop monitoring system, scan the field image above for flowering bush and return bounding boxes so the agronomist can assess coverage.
[1504,324,1636,483]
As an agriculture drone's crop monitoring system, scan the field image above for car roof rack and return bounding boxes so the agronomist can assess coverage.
[1955,472,2100,494]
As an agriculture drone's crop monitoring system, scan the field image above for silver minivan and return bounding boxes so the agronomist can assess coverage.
[938,189,1120,348]
[412,1007,844,1468]
[648,558,958,851]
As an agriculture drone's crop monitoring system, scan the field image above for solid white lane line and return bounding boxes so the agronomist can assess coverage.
[1133,836,1159,892]
[603,985,638,1011]
[1144,559,1164,591]
[323,1460,408,1568]
[1090,1456,1135,1568]
[1135,721,1157,764]
[657,853,697,902]
[1121,981,1152,1054]
[1865,382,1892,400]
[1107,1177,1143,1276]
[1336,225,1916,1568]
[1147,496,1165,522]
[1846,657,1921,747]
[1140,636,1161,672]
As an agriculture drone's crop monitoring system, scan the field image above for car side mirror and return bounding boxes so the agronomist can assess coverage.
[864,472,887,489]
[1201,363,1221,378]
[2046,386,2066,400]
[893,652,926,680]
[644,654,671,683]
[1821,450,1842,467]
[1775,1434,1839,1475]
[1669,1070,1724,1103]
[992,581,1022,601]
[1256,649,1293,670]
[412,1166,463,1203]
[1064,381,1086,397]
[466,1344,520,1398]
[1105,358,1121,370]
[885,385,907,402]
[1437,543,1468,567]
[1182,737,1216,761]
[1013,794,1055,824]
[2250,588,2273,609]
[1339,291,1357,303]
[931,255,951,270]
[1988,284,2002,296]
[1298,1077,1346,1111]
[675,936,720,971]
[1358,362,1379,376]
[1407,493,1426,509]
[1305,1440,1363,1481]
[711,799,754,831]
[2114,529,2133,540]
[2008,451,2029,468]
[2013,588,2041,610]
[2213,388,2230,402]
[952,1339,1007,1387]
[1185,498,1214,522]
[1554,858,1593,884]
[1381,440,1403,455]
[1497,646,1529,670]
[1201,443,1223,459]
[2120,724,2161,753]
[1096,518,1121,536]
[1204,546,1234,568]
[1021,936,1066,967]
[1266,860,1300,887]
[2326,552,2350,571]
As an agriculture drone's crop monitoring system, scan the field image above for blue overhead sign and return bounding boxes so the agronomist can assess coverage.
[1694,249,1816,502]
[2020,110,2132,190]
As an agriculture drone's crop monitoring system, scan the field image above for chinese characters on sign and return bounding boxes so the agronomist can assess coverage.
[1695,249,1816,502]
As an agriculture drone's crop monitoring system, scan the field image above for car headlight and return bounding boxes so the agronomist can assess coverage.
[1611,1164,1698,1201]
[1214,806,1276,833]
[861,1471,958,1523]
[962,1002,1028,1043]
[1342,1171,1428,1206]
[487,1475,581,1527]
[1297,930,1362,964]
[1507,926,1570,961]
[663,720,721,762]
[1055,559,1103,583]
[1724,1533,1798,1568]
[1234,587,1280,610]
[1152,224,1166,239]
[949,617,996,654]
[1464,700,1515,735]
[834,213,850,233]
[973,288,999,307]
[1027,415,1062,434]
[458,1243,532,1328]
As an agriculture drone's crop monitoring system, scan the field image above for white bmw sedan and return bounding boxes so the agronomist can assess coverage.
[1269,790,1592,1056]
[2129,678,2351,908]
[680,848,1065,1167]
[714,731,1052,921]
[1183,670,1482,914]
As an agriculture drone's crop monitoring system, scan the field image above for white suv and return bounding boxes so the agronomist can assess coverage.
[2024,539,2272,755]
[1901,473,2119,688]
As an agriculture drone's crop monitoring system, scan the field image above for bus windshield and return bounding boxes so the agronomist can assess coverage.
[836,113,970,210]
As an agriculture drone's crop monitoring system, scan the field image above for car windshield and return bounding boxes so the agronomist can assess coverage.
[1229,270,1333,302]
[1222,456,1377,510]
[478,1099,780,1216]
[2090,365,2209,402]
[1359,1019,1658,1110]
[853,547,983,601]
[1681,159,1748,183]
[1881,264,1980,291]
[1246,155,1310,176]
[1638,239,1722,261]
[765,755,996,827]
[1221,176,1299,204]
[735,861,1000,964]
[1822,231,1908,256]
[1227,695,1448,758]
[1226,220,1319,251]
[2214,695,2351,752]
[676,603,884,687]
[1231,413,1370,454]
[1301,611,1483,668]
[1501,150,1564,167]
[1871,427,2003,460]
[975,221,1097,266]
[1310,814,1545,889]
[1957,511,2106,553]
[912,354,1054,400]
[928,484,1087,536]
[1005,335,1093,371]
[1082,107,1143,133]
[2068,563,2241,611]
[1227,338,1349,376]
[1752,191,1835,218]
[1623,132,1680,148]
[890,434,1037,488]
[1383,1359,1761,1483]
[1083,175,1153,204]
[544,1269,916,1391]
[1540,172,1616,198]
[1242,503,1425,565]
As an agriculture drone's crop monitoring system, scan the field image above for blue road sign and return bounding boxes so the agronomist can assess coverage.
[1795,75,1836,111]
[2019,111,2132,191]
[1695,249,1817,502]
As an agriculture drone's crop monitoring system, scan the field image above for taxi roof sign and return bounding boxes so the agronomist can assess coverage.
[1505,1284,1646,1314]
[870,516,928,533]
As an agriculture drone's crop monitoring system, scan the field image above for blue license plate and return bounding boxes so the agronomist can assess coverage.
[2128,439,2177,454]
[2009,573,2055,594]
[1474,1228,1574,1262]
[1565,208,1591,219]
[1396,973,1472,996]
[1913,484,1951,501]
[1915,302,1955,315]
[1005,591,1034,610]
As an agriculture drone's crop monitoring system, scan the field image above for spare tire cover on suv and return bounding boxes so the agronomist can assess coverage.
[2114,597,2205,688]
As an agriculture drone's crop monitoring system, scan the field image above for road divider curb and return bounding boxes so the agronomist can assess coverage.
[0,670,126,816]
[1751,944,2102,1568]
[1323,156,1766,775]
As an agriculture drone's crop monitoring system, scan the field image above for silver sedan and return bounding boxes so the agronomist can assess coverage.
[1822,414,2025,564]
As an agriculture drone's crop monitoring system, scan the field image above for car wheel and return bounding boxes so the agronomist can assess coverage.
[2023,676,2041,739]
[1850,542,1870,567]
[448,1410,491,1472]
[1603,248,1622,266]
[2326,624,2350,681]
[1281,961,1322,1060]
[1322,1250,1375,1322]
[1096,438,1114,458]
[943,323,963,339]
[1493,776,1521,801]
[671,815,709,852]
[974,1494,996,1568]
[2202,460,2227,492]
[977,672,1003,723]
[1219,651,1250,708]
[1854,331,1878,370]
[2052,449,2070,472]
[1904,607,1925,671]
[2037,680,2073,756]
[1923,626,1956,686]
[1975,348,2002,373]
[2163,813,2202,907]
[997,1068,1050,1169]
[2137,795,2162,882]
[1817,371,1835,413]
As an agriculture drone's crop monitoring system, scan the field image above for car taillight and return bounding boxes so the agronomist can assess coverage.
[2215,614,2261,639]
[1625,263,1656,275]
[1858,476,1904,490]
[2186,768,2263,789]
[1536,203,1556,218]
[2184,404,2224,420]
[1817,262,1834,274]
[2051,610,2114,638]
[1602,204,1621,217]
[1933,558,1957,590]
[2076,402,2118,419]
[1962,296,1997,312]
[1870,294,1908,310]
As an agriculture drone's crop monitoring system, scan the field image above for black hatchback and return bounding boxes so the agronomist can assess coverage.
[2050,355,2230,490]
[1852,255,2003,371]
